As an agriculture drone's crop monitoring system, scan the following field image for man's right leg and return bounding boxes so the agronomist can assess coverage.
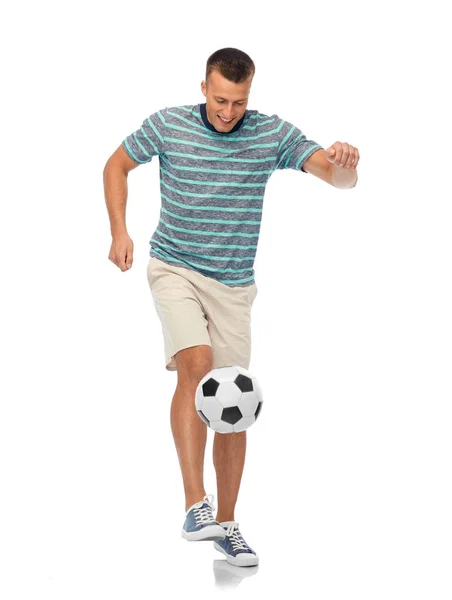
[171,344,213,512]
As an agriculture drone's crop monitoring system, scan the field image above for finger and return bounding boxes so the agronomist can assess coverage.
[333,144,343,166]
[125,250,133,269]
[344,145,355,168]
[338,143,350,167]
[351,147,360,169]
[118,252,128,271]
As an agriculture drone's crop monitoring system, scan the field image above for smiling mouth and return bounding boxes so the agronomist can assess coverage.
[218,115,234,123]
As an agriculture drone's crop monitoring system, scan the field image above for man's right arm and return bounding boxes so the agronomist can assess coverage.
[103,145,140,236]
[103,145,142,271]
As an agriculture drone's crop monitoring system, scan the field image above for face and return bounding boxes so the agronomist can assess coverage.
[201,69,252,131]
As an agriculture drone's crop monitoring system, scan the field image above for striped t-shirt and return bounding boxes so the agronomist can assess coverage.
[122,103,323,287]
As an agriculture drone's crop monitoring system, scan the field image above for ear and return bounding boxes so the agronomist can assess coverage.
[201,80,206,96]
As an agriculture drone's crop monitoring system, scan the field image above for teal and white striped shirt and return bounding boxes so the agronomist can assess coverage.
[122,103,323,287]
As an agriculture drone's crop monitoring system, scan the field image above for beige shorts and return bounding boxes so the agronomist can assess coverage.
[146,257,258,372]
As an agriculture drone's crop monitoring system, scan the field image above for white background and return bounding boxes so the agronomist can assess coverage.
[1,0,451,597]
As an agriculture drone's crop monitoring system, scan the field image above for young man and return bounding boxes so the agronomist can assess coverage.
[103,48,359,567]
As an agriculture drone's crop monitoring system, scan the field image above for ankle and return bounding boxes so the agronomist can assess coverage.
[216,515,234,523]
[185,495,207,512]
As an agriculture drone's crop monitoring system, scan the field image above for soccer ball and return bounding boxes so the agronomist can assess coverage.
[195,365,263,433]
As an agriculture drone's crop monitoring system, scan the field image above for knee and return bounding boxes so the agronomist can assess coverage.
[175,344,213,386]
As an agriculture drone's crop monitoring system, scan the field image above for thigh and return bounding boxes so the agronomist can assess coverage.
[147,258,212,369]
[202,280,258,370]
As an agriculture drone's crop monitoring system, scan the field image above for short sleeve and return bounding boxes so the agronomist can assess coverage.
[273,115,323,173]
[121,109,167,164]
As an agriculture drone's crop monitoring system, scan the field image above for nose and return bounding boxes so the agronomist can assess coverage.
[221,104,235,118]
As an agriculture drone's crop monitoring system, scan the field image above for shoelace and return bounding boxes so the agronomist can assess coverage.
[193,493,216,525]
[224,522,250,551]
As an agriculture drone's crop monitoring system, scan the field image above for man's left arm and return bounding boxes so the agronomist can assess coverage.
[302,142,359,189]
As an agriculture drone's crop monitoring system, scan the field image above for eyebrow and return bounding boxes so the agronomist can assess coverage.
[215,96,248,102]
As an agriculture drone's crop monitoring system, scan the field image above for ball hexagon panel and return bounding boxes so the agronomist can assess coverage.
[233,416,256,433]
[210,419,234,434]
[251,377,263,401]
[201,394,223,421]
[238,391,259,418]
[212,366,241,383]
[216,381,242,408]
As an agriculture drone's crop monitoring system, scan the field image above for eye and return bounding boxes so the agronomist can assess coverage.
[216,99,245,105]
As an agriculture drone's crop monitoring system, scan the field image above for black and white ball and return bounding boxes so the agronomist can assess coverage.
[195,365,263,433]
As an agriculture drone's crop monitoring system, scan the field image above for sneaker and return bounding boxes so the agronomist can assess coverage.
[181,493,226,541]
[213,521,259,566]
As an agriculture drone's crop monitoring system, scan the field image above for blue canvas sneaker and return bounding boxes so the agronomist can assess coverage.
[214,521,259,566]
[181,493,226,542]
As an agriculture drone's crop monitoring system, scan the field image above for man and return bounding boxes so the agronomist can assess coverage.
[103,48,359,567]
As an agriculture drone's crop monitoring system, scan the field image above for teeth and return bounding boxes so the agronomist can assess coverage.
[219,116,232,122]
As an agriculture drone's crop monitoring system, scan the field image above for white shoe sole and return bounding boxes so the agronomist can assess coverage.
[181,524,226,541]
[214,542,259,566]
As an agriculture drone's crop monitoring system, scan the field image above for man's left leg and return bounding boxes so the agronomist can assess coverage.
[205,280,259,564]
[213,430,246,522]
[212,428,259,566]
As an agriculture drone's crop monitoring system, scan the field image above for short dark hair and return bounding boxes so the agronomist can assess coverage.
[206,48,255,86]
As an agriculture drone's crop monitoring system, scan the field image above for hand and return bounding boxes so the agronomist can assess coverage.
[108,232,134,272]
[325,142,359,169]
